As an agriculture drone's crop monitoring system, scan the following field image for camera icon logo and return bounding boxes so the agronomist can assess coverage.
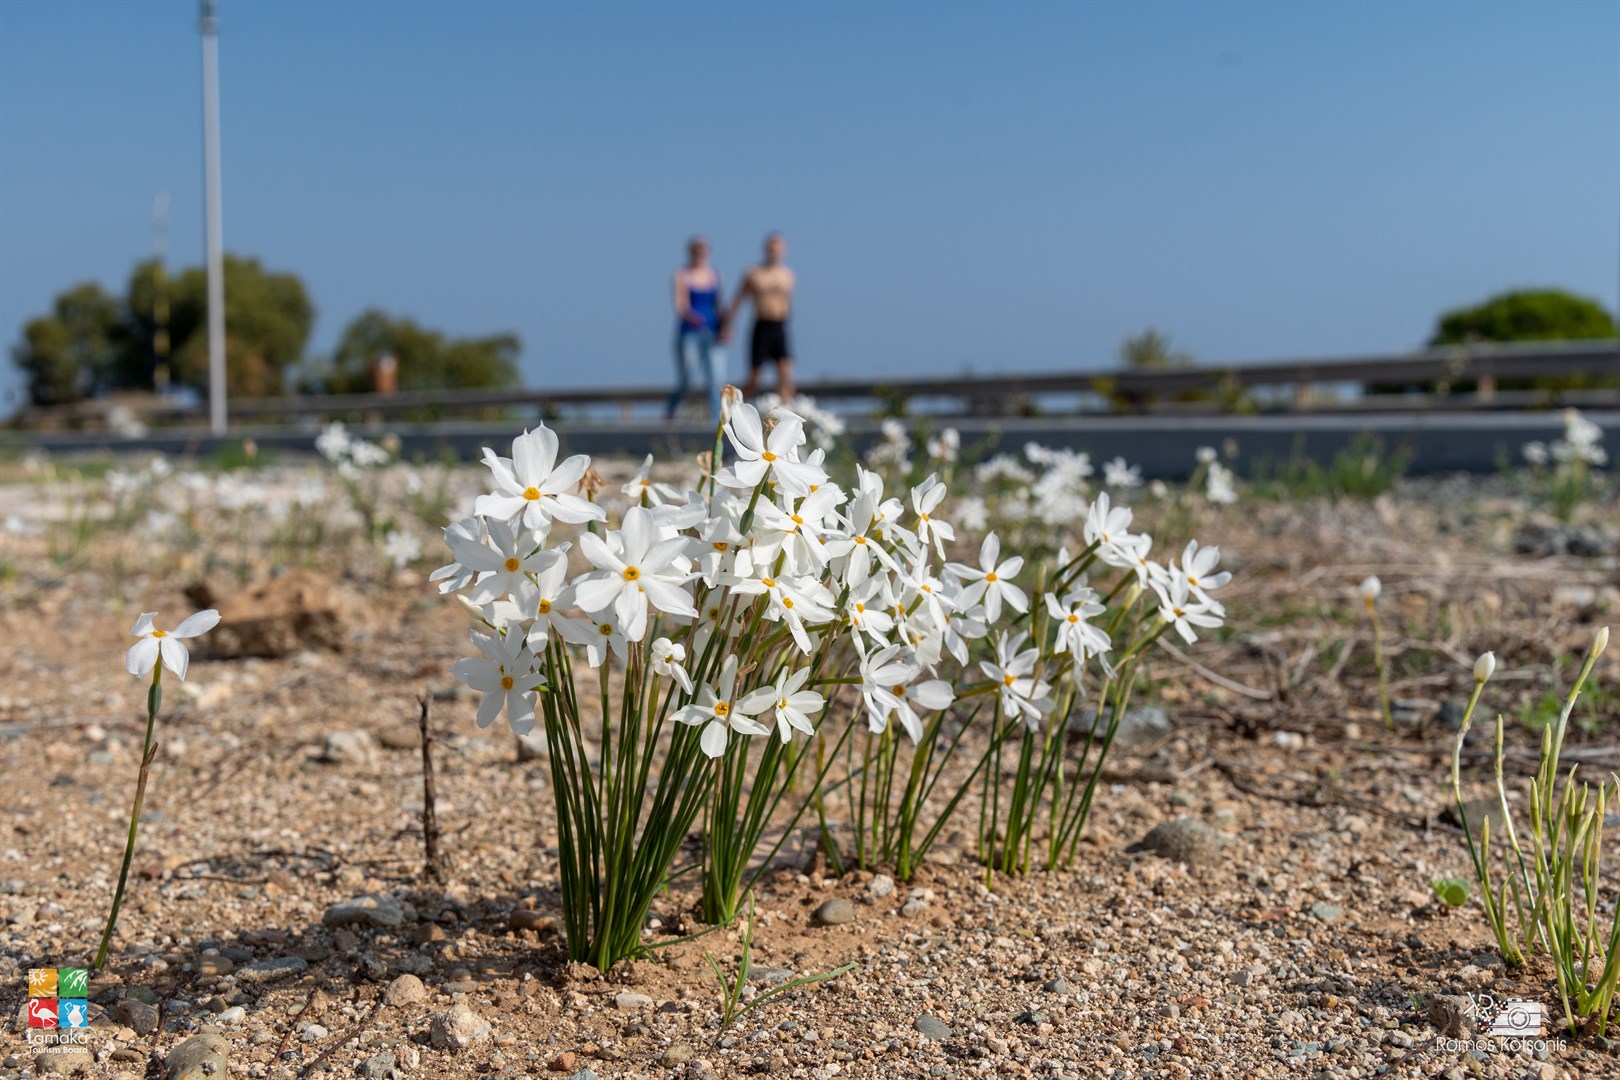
[1486,999,1545,1037]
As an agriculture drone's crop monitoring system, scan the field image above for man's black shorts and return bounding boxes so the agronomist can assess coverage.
[749,319,791,369]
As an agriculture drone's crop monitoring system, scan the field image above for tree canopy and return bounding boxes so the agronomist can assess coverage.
[1119,327,1194,370]
[321,310,521,393]
[1430,289,1616,346]
[11,283,124,405]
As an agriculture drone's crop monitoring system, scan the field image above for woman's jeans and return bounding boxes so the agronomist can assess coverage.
[668,327,724,419]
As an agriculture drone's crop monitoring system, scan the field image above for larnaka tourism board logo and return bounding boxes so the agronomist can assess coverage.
[24,968,92,1045]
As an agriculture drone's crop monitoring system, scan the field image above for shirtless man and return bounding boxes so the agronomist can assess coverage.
[724,233,797,402]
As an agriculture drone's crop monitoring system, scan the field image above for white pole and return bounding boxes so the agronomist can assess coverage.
[201,0,227,434]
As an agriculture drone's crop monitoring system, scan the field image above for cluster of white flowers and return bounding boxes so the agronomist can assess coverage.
[440,404,1233,750]
[1525,409,1607,470]
[316,421,391,478]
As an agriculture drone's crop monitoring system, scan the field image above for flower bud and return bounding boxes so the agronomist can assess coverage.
[1359,576,1381,601]
[1473,651,1496,683]
[1595,626,1611,659]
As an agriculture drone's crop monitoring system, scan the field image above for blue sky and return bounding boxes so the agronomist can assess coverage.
[1,0,1616,408]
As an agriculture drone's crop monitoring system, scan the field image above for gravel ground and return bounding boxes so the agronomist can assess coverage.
[1,464,1618,1079]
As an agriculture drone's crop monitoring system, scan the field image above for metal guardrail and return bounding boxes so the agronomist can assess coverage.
[12,339,1619,427]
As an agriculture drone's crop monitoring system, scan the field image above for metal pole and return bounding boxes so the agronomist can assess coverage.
[201,0,226,434]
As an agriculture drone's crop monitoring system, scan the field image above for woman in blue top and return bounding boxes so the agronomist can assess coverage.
[668,236,726,420]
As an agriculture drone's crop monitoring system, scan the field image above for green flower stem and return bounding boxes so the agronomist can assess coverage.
[95,666,162,971]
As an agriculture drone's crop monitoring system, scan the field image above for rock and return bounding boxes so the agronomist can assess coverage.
[429,1003,491,1050]
[384,973,429,1007]
[359,1052,396,1079]
[1069,705,1173,747]
[516,732,548,762]
[320,730,379,768]
[613,992,653,1010]
[1309,902,1344,923]
[867,874,895,898]
[748,966,794,986]
[812,898,855,926]
[216,1006,246,1025]
[1444,797,1510,839]
[661,1044,695,1065]
[1428,994,1475,1039]
[165,1034,229,1080]
[194,953,233,976]
[1514,522,1620,559]
[913,1013,953,1041]
[301,1022,330,1043]
[378,725,420,750]
[236,956,308,983]
[1126,818,1224,866]
[1015,1009,1050,1025]
[550,1051,577,1072]
[114,996,160,1034]
[34,1048,94,1076]
[323,893,405,929]
[1043,978,1072,994]
[509,909,554,934]
[1437,700,1467,729]
[184,570,355,658]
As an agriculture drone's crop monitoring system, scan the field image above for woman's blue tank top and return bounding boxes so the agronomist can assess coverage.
[682,274,720,333]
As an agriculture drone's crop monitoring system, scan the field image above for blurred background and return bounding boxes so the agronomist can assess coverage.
[1,0,1616,421]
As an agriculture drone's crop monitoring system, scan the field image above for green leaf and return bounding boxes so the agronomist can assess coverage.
[1431,876,1470,907]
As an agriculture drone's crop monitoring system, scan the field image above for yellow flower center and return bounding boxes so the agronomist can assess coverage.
[500,675,515,690]
[522,486,541,501]
[598,623,614,636]
[623,566,640,581]
[504,557,521,572]
[151,629,168,638]
[538,599,552,614]
[761,450,777,463]
[714,701,731,717]
[891,684,907,697]
[783,597,794,608]
[919,512,930,522]
[1188,576,1200,587]
[854,535,867,545]
[791,515,804,525]
[762,577,777,589]
[713,541,729,551]
[985,572,997,583]
[1003,674,1016,687]
[1067,614,1078,623]
[855,603,866,613]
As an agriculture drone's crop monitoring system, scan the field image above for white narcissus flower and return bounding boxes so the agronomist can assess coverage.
[909,474,955,559]
[980,632,1054,729]
[739,666,824,743]
[650,637,694,694]
[460,518,556,605]
[474,426,607,533]
[431,517,487,594]
[1046,589,1110,666]
[451,630,542,734]
[126,610,220,681]
[1152,575,1224,645]
[1359,575,1381,602]
[1177,540,1232,605]
[1102,456,1141,489]
[859,644,954,742]
[573,507,697,641]
[623,454,682,506]
[560,614,629,668]
[718,404,827,497]
[1084,492,1135,550]
[672,657,770,758]
[946,532,1027,624]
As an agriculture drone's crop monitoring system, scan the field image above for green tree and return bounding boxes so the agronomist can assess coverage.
[162,256,314,397]
[11,283,124,405]
[1430,289,1616,345]
[322,309,520,393]
[1119,327,1194,370]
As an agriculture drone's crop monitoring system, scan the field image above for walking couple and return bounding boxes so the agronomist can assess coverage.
[667,233,795,420]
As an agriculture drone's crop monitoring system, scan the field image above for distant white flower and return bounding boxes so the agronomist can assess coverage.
[1206,462,1238,504]
[383,529,421,569]
[1359,575,1381,602]
[910,474,956,559]
[927,428,960,463]
[1046,589,1110,666]
[125,609,220,681]
[623,454,682,506]
[955,495,989,534]
[739,666,825,743]
[1196,446,1218,465]
[1522,441,1549,467]
[1102,457,1141,488]
[672,656,770,758]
